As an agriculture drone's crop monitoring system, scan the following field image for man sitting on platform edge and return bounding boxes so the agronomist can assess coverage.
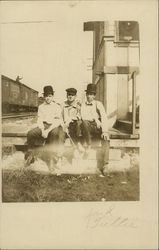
[61,88,84,152]
[25,85,65,166]
[80,83,110,177]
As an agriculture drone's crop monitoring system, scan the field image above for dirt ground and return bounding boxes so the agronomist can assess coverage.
[2,165,139,202]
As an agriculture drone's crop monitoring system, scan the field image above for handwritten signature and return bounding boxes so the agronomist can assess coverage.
[85,206,139,229]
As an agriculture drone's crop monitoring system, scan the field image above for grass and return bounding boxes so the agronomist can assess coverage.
[2,166,139,202]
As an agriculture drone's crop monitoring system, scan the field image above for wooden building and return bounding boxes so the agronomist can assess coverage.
[84,21,140,138]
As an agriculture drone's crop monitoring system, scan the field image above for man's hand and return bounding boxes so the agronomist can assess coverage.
[41,129,49,138]
[63,118,72,131]
[101,132,109,141]
[95,119,101,129]
[63,123,69,133]
[43,122,52,130]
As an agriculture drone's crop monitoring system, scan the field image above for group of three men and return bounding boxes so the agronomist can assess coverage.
[25,83,110,175]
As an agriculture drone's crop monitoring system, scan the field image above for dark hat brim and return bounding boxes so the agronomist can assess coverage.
[67,92,76,95]
[85,90,96,94]
[43,91,54,96]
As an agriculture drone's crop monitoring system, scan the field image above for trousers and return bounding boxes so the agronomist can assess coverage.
[81,120,110,164]
[27,126,65,149]
[67,120,82,144]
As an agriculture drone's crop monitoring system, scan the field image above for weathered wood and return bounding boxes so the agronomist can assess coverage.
[2,132,27,137]
[2,132,139,140]
[110,138,139,148]
[103,66,139,74]
[110,134,139,139]
[132,71,137,135]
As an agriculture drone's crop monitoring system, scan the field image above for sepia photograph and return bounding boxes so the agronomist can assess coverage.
[0,0,158,249]
[1,1,140,203]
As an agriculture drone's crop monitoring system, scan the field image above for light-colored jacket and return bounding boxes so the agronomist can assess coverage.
[61,100,81,124]
[81,100,108,133]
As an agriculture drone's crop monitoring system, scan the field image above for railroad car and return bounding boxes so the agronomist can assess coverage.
[1,75,38,113]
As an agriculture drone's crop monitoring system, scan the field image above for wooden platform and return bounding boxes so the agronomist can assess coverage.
[2,129,139,140]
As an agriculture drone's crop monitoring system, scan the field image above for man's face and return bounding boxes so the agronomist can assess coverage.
[45,94,53,104]
[86,92,96,103]
[67,93,76,103]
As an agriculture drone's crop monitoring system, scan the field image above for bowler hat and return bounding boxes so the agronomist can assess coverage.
[85,83,96,94]
[43,85,54,96]
[66,88,77,95]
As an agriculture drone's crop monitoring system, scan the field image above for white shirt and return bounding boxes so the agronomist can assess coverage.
[81,100,108,133]
[37,101,63,130]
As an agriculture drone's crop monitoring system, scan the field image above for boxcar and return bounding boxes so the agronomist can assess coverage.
[29,89,38,111]
[1,75,38,113]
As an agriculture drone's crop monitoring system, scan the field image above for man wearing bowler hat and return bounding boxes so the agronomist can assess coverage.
[81,83,110,176]
[62,88,83,150]
[25,85,65,166]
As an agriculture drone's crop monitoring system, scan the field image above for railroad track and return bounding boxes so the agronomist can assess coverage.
[2,112,37,119]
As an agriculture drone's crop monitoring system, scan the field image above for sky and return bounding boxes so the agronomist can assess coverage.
[0,2,158,249]
[0,0,157,103]
[0,1,94,101]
